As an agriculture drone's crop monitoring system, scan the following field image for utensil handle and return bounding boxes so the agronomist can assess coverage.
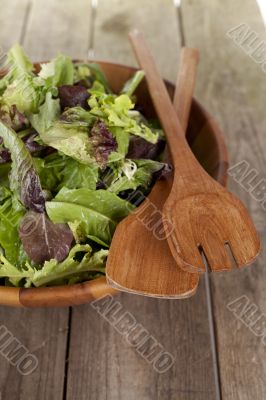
[162,47,199,165]
[129,30,197,170]
[174,48,199,134]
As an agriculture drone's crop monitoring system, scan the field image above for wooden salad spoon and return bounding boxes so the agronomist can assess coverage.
[129,30,260,273]
[106,48,199,297]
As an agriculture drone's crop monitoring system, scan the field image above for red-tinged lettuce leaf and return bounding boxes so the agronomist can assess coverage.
[58,85,89,110]
[19,211,74,263]
[90,120,117,165]
[0,148,11,164]
[21,168,46,212]
[0,131,47,164]
[60,106,95,127]
[126,136,165,160]
[22,132,47,154]
[0,105,28,132]
[0,132,47,164]
[88,87,158,144]
[0,121,45,212]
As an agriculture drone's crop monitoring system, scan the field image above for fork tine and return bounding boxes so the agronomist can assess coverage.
[165,227,206,272]
[200,238,233,272]
[228,233,260,268]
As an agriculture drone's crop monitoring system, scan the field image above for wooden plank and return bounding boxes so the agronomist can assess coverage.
[181,0,266,399]
[0,1,92,399]
[67,284,217,400]
[93,0,180,81]
[0,308,69,400]
[0,0,30,50]
[23,0,92,60]
[67,1,216,399]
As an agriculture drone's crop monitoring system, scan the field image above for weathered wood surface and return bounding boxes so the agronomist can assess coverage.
[0,0,265,399]
[23,0,92,60]
[67,1,216,400]
[93,0,180,81]
[0,0,29,50]
[67,292,215,400]
[181,0,266,398]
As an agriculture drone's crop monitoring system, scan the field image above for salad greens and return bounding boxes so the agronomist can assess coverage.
[0,194,25,265]
[0,44,168,287]
[46,187,135,247]
[0,121,45,212]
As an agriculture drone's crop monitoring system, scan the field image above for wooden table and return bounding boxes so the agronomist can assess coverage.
[0,0,265,399]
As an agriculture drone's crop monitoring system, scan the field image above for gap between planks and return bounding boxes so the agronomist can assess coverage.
[88,0,98,58]
[19,0,32,45]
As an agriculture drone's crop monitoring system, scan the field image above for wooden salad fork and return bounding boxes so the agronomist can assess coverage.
[106,48,199,297]
[129,30,260,273]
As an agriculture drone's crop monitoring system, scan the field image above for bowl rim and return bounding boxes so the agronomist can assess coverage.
[0,60,228,307]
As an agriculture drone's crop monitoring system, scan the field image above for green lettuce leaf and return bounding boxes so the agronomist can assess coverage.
[46,201,114,246]
[0,244,107,287]
[2,45,43,113]
[86,63,110,91]
[74,63,111,92]
[3,76,43,114]
[107,159,166,194]
[0,254,32,286]
[74,63,91,84]
[53,187,135,220]
[38,54,74,88]
[0,186,11,202]
[7,44,34,77]
[121,70,145,97]
[60,106,96,128]
[58,159,99,191]
[46,188,135,246]
[88,82,158,144]
[33,155,63,192]
[0,163,11,187]
[28,244,108,287]
[0,44,34,94]
[0,195,25,265]
[29,92,61,135]
[37,81,158,166]
[40,122,95,164]
[40,118,117,167]
[34,153,99,192]
[2,50,73,114]
[107,126,130,162]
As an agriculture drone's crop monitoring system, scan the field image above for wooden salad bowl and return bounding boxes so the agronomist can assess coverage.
[0,61,228,307]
